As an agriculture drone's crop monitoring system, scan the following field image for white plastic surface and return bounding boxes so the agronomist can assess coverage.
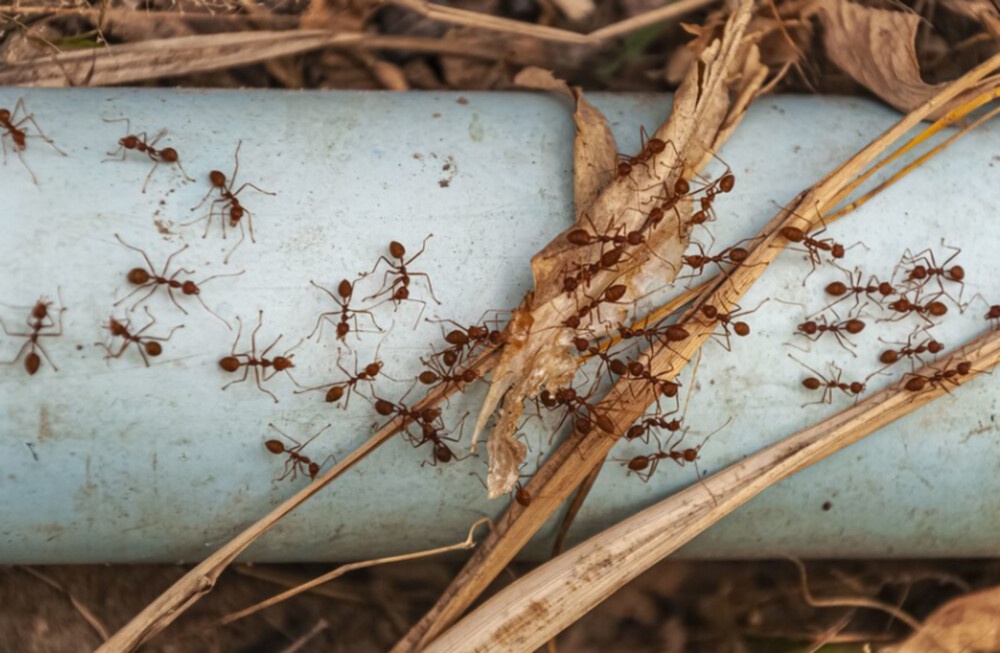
[1,89,998,562]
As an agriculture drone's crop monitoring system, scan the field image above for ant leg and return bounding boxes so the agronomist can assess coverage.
[231,182,276,197]
[407,271,442,305]
[223,219,247,265]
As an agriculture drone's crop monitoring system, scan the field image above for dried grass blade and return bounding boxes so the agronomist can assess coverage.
[392,47,1000,653]
[420,329,1000,653]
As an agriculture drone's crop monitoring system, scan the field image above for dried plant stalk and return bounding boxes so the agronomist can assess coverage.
[393,50,1000,653]
[421,328,1000,652]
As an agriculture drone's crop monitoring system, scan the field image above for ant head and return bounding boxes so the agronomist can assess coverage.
[219,356,241,372]
[831,244,846,259]
[420,406,441,423]
[127,268,151,285]
[264,439,285,454]
[181,280,199,295]
[208,170,226,188]
[108,318,128,336]
[25,352,40,376]
[928,340,945,354]
[308,462,321,478]
[31,299,52,320]
[274,356,294,371]
[389,241,406,259]
[336,322,350,339]
[393,286,410,301]
[674,178,690,196]
[514,484,532,507]
[0,109,10,122]
[956,361,972,375]
[849,381,865,394]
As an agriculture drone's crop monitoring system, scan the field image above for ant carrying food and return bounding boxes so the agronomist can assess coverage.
[0,295,66,375]
[219,311,298,403]
[104,118,193,192]
[96,307,184,367]
[187,140,275,264]
[264,423,333,481]
[0,98,66,184]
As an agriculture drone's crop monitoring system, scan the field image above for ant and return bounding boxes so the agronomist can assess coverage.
[309,278,381,343]
[619,421,721,482]
[114,234,240,328]
[822,268,896,314]
[418,355,480,393]
[296,349,388,406]
[789,355,867,406]
[625,414,683,445]
[897,244,965,301]
[96,307,184,367]
[562,283,631,331]
[885,294,948,325]
[794,314,866,356]
[188,140,275,264]
[680,240,753,276]
[697,300,767,351]
[428,316,506,365]
[537,386,616,436]
[0,295,66,375]
[781,223,848,281]
[615,126,671,180]
[0,98,66,184]
[902,361,973,393]
[103,118,193,192]
[367,236,441,322]
[878,331,944,369]
[219,311,298,403]
[264,423,333,481]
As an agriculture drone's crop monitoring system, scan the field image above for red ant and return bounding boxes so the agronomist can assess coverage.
[781,223,849,281]
[562,283,631,331]
[697,300,767,350]
[418,355,479,392]
[902,361,973,393]
[187,140,275,264]
[114,234,240,328]
[367,236,441,322]
[618,421,721,482]
[309,278,382,343]
[789,355,867,406]
[794,314,866,356]
[373,397,464,465]
[0,98,66,184]
[822,268,896,314]
[96,307,184,367]
[264,423,333,481]
[615,127,671,180]
[296,349,388,406]
[885,294,948,324]
[0,295,65,375]
[897,244,965,301]
[429,316,506,365]
[681,240,753,276]
[537,386,616,436]
[878,331,944,369]
[103,118,193,192]
[625,415,683,445]
[219,311,298,403]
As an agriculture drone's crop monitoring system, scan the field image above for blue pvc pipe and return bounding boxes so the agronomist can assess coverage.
[1,89,998,562]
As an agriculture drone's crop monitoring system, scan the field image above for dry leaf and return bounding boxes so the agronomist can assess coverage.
[888,585,1000,653]
[938,0,1000,38]
[818,1,944,113]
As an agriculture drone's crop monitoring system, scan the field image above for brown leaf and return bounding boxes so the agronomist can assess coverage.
[818,1,944,113]
[890,585,1000,653]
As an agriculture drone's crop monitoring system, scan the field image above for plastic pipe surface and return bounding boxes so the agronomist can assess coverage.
[0,89,998,563]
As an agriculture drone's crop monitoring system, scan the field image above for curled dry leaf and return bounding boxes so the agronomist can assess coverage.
[475,0,760,498]
[888,584,1000,653]
[818,1,982,116]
